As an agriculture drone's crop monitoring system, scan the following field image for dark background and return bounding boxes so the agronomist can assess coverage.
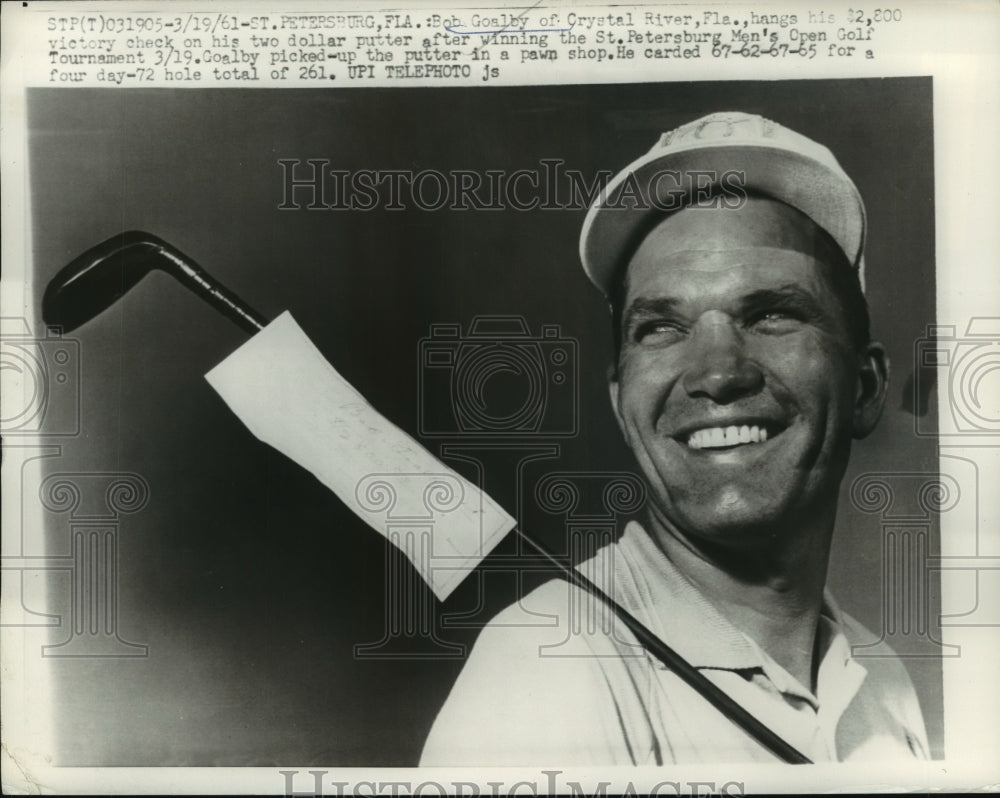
[27,78,940,764]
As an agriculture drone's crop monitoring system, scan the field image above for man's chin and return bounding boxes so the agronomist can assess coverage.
[690,520,782,551]
[661,502,792,551]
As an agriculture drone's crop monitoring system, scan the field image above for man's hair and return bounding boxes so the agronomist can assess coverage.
[608,200,872,378]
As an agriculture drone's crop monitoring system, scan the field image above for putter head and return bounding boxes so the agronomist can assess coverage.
[42,231,172,332]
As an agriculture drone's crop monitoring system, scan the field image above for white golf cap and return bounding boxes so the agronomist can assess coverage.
[579,111,867,295]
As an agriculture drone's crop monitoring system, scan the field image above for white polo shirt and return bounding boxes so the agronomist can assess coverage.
[421,521,930,766]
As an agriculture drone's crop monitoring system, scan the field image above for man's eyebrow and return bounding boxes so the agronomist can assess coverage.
[738,284,825,315]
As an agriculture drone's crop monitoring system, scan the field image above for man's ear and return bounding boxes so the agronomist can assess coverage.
[607,364,628,442]
[853,341,890,439]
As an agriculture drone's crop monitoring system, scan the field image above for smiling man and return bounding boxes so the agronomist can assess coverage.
[421,112,930,765]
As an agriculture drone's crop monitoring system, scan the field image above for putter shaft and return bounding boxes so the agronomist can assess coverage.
[157,245,267,334]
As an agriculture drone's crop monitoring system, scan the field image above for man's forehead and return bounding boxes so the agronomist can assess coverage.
[627,247,829,281]
[632,196,834,261]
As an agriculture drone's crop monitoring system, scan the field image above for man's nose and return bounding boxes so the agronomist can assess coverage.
[681,316,763,402]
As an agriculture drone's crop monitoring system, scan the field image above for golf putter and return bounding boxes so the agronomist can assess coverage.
[43,231,267,335]
[42,230,811,764]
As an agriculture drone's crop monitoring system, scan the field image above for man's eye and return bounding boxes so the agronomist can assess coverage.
[750,310,804,330]
[635,321,686,342]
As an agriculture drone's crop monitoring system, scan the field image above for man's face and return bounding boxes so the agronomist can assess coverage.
[609,197,887,548]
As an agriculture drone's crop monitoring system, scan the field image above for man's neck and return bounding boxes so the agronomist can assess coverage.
[646,507,835,692]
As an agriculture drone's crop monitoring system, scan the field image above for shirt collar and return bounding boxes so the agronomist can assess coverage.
[598,520,761,670]
[600,521,867,696]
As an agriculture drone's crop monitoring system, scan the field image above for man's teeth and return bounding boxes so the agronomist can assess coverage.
[687,425,768,449]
